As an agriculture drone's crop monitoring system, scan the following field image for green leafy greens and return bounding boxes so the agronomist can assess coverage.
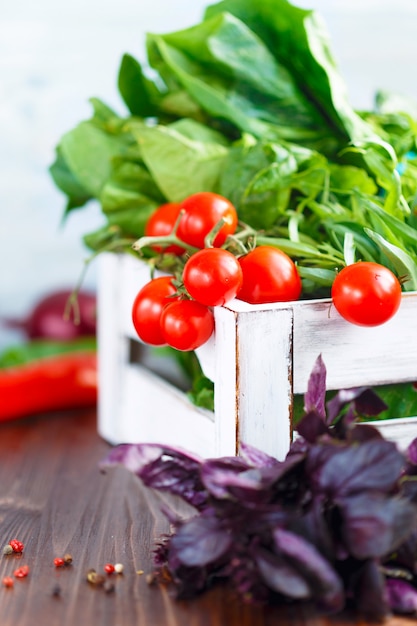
[50,0,417,294]
[49,0,417,412]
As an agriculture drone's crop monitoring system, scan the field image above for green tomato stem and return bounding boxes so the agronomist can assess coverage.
[132,234,198,255]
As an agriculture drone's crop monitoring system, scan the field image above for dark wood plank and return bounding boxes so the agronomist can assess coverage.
[0,410,415,626]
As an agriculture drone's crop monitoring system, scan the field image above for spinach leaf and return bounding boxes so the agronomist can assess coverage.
[129,119,229,202]
[117,53,161,117]
[57,121,131,198]
[147,12,324,142]
[49,146,92,215]
[204,0,371,143]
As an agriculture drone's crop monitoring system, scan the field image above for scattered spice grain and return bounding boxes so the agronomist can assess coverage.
[14,565,29,578]
[9,539,24,554]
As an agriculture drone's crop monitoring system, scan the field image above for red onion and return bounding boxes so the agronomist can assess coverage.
[1,289,97,341]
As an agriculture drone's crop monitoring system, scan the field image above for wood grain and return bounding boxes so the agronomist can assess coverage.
[0,410,415,626]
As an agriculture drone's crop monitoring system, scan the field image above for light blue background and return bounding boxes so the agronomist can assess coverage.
[1,0,417,348]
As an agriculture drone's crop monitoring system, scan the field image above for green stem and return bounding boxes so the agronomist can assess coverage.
[132,234,198,255]
[204,218,226,248]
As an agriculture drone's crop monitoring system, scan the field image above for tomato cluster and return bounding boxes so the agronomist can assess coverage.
[132,192,240,352]
[132,192,304,351]
[132,192,403,353]
[132,278,215,352]
[144,192,238,252]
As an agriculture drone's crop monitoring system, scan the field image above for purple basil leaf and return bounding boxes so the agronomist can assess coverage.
[308,439,405,497]
[296,410,330,443]
[385,578,417,615]
[239,441,280,468]
[326,387,364,424]
[385,528,417,573]
[225,548,271,604]
[326,388,360,425]
[200,458,273,505]
[304,354,327,419]
[201,454,306,506]
[353,388,388,416]
[350,559,389,621]
[338,492,416,559]
[407,438,417,466]
[293,499,336,561]
[287,436,310,456]
[166,561,213,599]
[273,528,344,612]
[169,514,232,567]
[102,443,208,510]
[101,442,162,473]
[402,477,417,504]
[347,423,383,444]
[254,547,311,599]
[326,386,386,425]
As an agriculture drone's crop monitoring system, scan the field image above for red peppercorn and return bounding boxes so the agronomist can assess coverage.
[14,565,29,578]
[54,557,65,568]
[9,539,24,553]
[104,563,115,575]
[2,576,14,588]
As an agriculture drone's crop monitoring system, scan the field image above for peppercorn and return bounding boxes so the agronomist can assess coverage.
[51,583,62,597]
[86,569,105,586]
[2,576,14,588]
[54,557,65,568]
[2,545,13,556]
[63,553,73,565]
[114,563,124,575]
[104,563,115,575]
[14,565,29,578]
[9,539,24,554]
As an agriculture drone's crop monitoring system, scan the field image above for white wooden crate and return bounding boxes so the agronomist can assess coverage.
[97,252,417,460]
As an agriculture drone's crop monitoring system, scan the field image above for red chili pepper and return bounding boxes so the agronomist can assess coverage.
[0,351,97,421]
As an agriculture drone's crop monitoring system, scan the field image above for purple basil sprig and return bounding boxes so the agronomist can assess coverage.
[102,355,417,620]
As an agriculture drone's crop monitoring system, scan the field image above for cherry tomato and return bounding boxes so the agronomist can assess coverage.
[331,262,402,326]
[182,248,243,307]
[177,192,238,249]
[131,276,177,345]
[160,300,215,351]
[237,246,302,304]
[145,202,185,255]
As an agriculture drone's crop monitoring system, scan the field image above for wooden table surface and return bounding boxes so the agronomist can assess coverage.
[0,409,415,626]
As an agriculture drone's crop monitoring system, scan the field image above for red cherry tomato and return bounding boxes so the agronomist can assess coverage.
[131,276,177,346]
[182,248,243,307]
[331,262,402,326]
[145,203,185,255]
[177,192,238,249]
[237,246,302,304]
[160,300,215,351]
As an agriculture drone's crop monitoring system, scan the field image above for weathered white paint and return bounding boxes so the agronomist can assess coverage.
[98,253,417,459]
[234,308,293,460]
